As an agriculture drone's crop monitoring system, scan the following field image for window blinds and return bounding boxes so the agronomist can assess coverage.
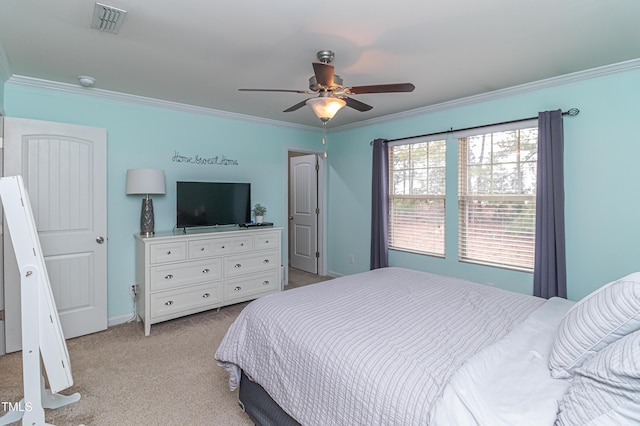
[458,127,538,271]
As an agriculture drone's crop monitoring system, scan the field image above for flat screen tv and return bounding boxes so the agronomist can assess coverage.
[176,181,251,229]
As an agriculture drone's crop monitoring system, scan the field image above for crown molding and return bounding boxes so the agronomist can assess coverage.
[334,58,640,132]
[5,58,639,132]
[6,75,318,132]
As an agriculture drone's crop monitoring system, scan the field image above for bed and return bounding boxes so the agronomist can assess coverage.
[215,267,640,425]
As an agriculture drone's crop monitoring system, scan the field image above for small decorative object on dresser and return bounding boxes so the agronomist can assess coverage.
[252,203,267,224]
[135,227,282,335]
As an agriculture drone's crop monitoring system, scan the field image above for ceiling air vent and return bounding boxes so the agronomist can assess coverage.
[90,2,127,34]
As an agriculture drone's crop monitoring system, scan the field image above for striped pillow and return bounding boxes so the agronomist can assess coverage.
[556,330,640,425]
[549,272,640,379]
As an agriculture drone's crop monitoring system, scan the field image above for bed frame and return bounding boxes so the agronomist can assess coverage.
[239,370,300,426]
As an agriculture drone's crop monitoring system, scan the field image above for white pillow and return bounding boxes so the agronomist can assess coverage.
[555,329,640,425]
[549,272,640,378]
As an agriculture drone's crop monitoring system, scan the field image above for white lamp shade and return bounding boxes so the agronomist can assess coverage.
[306,97,346,122]
[126,169,166,195]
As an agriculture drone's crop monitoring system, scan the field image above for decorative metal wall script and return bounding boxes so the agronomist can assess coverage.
[172,151,239,166]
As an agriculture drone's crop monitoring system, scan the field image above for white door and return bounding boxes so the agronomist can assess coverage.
[289,154,318,273]
[3,117,107,353]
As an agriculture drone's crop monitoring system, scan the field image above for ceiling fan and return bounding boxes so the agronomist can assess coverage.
[239,50,415,123]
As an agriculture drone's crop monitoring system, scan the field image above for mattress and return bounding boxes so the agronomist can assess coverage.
[215,267,549,425]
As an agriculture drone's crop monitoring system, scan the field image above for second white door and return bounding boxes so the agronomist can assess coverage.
[289,154,318,274]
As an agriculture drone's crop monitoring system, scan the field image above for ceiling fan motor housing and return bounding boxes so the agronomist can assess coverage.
[309,74,343,92]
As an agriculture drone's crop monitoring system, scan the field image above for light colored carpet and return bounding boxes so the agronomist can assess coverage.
[0,268,330,426]
[286,267,333,289]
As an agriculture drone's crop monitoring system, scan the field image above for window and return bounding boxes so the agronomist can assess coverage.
[458,126,538,271]
[388,139,446,256]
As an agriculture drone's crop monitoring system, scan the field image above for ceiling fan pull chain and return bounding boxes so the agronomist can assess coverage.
[322,122,326,145]
[322,122,328,158]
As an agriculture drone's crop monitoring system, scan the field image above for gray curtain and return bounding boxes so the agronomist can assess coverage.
[370,138,389,269]
[533,110,567,299]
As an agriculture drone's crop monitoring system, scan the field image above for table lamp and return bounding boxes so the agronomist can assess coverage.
[126,169,166,236]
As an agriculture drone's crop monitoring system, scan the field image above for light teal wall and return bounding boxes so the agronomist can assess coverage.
[4,83,322,322]
[3,63,639,323]
[327,66,640,301]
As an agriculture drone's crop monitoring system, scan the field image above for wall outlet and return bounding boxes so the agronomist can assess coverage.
[349,254,355,264]
[129,284,137,296]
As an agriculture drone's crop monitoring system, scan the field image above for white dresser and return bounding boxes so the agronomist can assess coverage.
[135,227,282,335]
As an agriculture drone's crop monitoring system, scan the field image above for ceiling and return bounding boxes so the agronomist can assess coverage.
[1,0,639,128]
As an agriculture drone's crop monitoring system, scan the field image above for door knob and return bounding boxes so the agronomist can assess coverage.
[289,216,294,221]
[96,236,105,244]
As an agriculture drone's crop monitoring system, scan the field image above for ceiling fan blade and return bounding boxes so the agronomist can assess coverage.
[343,96,373,112]
[239,88,309,94]
[348,83,415,94]
[312,62,335,87]
[283,99,310,113]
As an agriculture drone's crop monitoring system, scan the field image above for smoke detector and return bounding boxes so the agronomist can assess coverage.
[90,2,127,34]
[78,76,96,87]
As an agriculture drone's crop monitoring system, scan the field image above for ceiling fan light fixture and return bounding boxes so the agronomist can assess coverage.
[306,97,346,122]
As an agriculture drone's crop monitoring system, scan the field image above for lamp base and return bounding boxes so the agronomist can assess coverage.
[140,198,155,236]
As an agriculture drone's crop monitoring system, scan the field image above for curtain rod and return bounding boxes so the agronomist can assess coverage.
[375,108,580,144]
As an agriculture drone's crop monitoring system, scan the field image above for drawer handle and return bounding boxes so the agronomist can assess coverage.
[201,247,205,251]
[234,286,242,291]
[265,240,269,244]
[263,280,270,285]
[263,259,270,264]
[240,242,244,246]
[165,274,174,280]
[235,264,242,268]
[165,300,173,306]
[202,268,210,274]
[221,245,225,249]
[202,293,210,298]
[167,250,171,255]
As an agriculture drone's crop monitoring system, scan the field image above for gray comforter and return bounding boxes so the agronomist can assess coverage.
[216,267,544,425]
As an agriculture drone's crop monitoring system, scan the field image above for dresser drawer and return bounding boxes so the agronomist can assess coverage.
[224,270,280,302]
[150,282,223,319]
[136,227,282,336]
[150,258,223,291]
[225,250,279,277]
[188,235,253,259]
[149,241,187,264]
[254,232,280,251]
